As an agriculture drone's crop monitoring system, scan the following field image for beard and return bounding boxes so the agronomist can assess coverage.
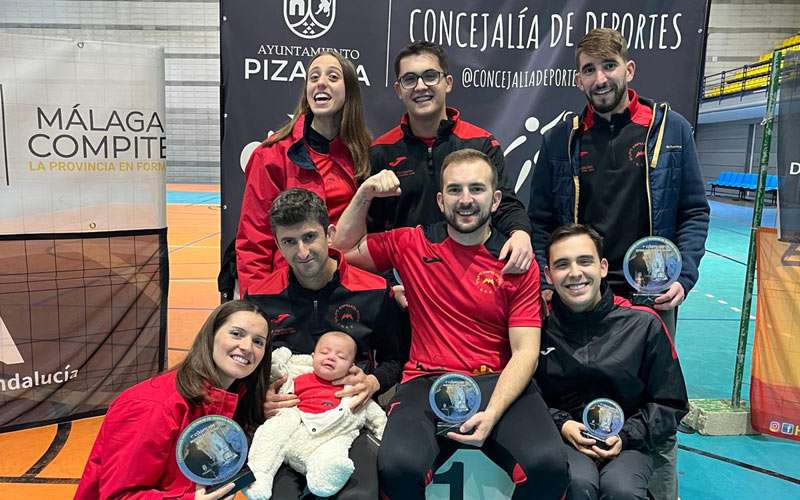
[587,82,627,114]
[444,203,492,234]
[292,254,324,279]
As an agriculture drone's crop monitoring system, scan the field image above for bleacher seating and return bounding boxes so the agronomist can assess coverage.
[707,171,779,202]
[703,32,800,99]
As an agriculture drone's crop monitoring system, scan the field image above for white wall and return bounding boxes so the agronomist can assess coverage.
[0,0,220,183]
[704,0,800,78]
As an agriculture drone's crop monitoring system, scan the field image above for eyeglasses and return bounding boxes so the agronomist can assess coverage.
[397,70,447,89]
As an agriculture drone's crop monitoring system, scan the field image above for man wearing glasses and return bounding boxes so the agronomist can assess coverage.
[366,41,533,308]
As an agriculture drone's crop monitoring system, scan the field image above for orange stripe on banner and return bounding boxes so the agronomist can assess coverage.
[750,377,800,442]
[751,228,800,442]
[753,228,800,386]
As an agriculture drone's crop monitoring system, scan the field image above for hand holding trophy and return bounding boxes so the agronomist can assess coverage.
[176,415,255,496]
[581,398,625,452]
[623,236,682,307]
[428,373,482,436]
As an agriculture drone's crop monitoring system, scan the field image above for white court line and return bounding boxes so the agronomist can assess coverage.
[168,245,218,250]
[717,299,728,305]
[169,232,221,254]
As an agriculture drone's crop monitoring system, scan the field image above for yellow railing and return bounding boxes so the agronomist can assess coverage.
[702,34,800,100]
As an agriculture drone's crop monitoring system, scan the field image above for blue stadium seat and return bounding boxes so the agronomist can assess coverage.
[706,171,778,202]
[765,175,778,191]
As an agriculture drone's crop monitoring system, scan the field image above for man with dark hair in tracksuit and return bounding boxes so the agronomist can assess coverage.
[537,223,688,500]
[246,188,406,500]
[367,41,534,310]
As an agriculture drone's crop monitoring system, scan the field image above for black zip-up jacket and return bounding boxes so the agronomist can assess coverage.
[529,91,709,295]
[367,107,531,235]
[246,252,407,394]
[535,283,688,452]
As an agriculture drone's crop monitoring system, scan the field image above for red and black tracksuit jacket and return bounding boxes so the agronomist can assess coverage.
[367,107,531,235]
[535,283,689,452]
[246,253,407,394]
[235,113,358,296]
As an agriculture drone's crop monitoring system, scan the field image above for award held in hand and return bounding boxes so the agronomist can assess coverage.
[428,373,482,436]
[623,236,682,306]
[176,415,255,494]
[581,398,625,451]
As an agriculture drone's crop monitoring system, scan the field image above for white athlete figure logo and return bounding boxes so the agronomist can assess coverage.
[504,110,575,193]
[315,0,331,16]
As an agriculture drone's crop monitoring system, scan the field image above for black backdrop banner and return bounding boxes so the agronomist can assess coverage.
[777,51,800,243]
[220,0,710,252]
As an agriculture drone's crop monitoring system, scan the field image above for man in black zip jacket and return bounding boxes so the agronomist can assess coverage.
[246,188,407,500]
[528,28,709,337]
[367,41,533,309]
[536,223,688,500]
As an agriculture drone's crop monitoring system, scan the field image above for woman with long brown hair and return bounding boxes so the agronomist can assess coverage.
[76,300,271,499]
[235,50,372,296]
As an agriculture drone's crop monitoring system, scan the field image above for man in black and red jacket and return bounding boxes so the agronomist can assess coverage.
[367,41,533,309]
[536,223,688,500]
[246,188,406,500]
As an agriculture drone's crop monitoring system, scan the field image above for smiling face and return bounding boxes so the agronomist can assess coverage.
[437,159,500,235]
[312,332,356,382]
[274,220,332,282]
[576,53,635,117]
[394,52,452,123]
[212,310,269,388]
[545,233,609,313]
[306,54,346,119]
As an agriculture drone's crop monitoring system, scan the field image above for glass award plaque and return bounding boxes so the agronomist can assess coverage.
[623,236,682,306]
[428,373,481,436]
[581,398,625,450]
[176,415,255,494]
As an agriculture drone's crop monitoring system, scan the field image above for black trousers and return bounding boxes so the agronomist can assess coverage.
[378,374,569,499]
[271,429,379,499]
[564,444,653,500]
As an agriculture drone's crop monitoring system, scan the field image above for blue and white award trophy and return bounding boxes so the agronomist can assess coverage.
[581,398,625,450]
[176,415,255,494]
[429,373,482,436]
[623,236,682,307]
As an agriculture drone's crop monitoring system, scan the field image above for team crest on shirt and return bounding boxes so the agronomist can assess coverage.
[334,304,360,330]
[475,271,503,294]
[628,142,646,167]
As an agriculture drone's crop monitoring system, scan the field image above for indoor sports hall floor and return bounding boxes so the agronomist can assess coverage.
[0,185,798,499]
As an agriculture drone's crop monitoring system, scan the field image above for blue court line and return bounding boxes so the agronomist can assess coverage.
[680,445,800,484]
[677,199,800,498]
[680,433,800,482]
[706,249,747,266]
[679,318,746,321]
[166,191,220,205]
[679,447,800,499]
